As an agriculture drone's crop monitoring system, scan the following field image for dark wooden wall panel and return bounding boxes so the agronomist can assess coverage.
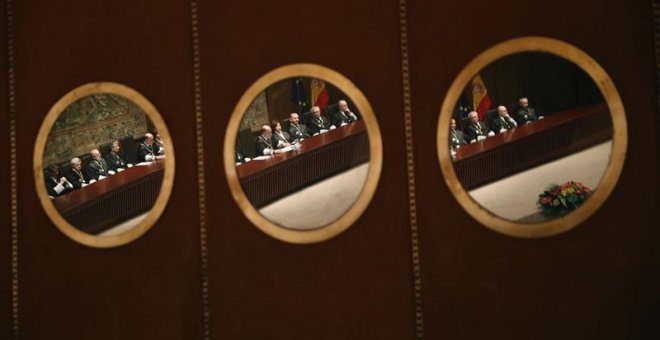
[199,1,414,339]
[1,1,13,338]
[409,1,660,339]
[13,1,202,339]
[3,1,660,339]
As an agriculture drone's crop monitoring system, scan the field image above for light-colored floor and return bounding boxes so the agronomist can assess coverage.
[259,163,370,230]
[98,213,147,236]
[468,141,612,221]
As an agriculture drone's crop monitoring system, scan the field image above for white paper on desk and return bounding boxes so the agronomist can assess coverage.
[320,129,329,134]
[54,183,65,194]
[98,175,106,180]
[252,156,271,161]
[280,146,292,152]
[136,162,154,166]
[117,168,125,172]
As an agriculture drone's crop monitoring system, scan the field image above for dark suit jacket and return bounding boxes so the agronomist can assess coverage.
[66,168,91,189]
[255,134,274,156]
[271,131,290,149]
[45,175,73,197]
[287,123,310,141]
[464,122,489,142]
[491,116,517,133]
[235,144,248,163]
[137,143,156,162]
[307,116,331,135]
[105,152,128,171]
[516,107,537,124]
[450,129,468,148]
[332,110,358,126]
[86,158,110,180]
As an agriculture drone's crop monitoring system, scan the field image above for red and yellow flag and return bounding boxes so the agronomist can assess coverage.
[310,78,330,110]
[471,74,492,121]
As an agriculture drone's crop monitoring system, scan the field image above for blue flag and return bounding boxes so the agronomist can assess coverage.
[456,89,472,119]
[291,77,309,123]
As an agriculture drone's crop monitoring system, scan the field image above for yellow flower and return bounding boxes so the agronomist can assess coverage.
[552,199,560,206]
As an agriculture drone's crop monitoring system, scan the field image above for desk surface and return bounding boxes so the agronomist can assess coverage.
[237,120,366,178]
[452,103,612,190]
[237,120,369,208]
[455,103,609,161]
[52,160,165,213]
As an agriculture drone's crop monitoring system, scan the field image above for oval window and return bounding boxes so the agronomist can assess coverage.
[437,37,627,238]
[224,64,382,244]
[34,82,175,247]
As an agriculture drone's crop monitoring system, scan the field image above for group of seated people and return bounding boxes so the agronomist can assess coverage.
[450,97,543,150]
[252,99,360,157]
[44,132,166,198]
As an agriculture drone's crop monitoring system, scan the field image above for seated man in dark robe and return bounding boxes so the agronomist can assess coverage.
[464,111,494,143]
[491,105,518,133]
[85,149,111,180]
[44,165,74,197]
[449,118,468,149]
[66,157,92,189]
[332,99,359,127]
[515,97,540,124]
[306,105,335,135]
[287,113,310,142]
[255,125,287,156]
[105,141,131,172]
[137,133,165,162]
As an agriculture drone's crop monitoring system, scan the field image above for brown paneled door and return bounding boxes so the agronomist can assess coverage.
[199,1,414,339]
[3,0,660,340]
[10,1,202,339]
[409,1,660,339]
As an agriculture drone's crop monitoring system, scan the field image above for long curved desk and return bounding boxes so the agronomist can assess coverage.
[237,120,369,208]
[52,160,164,234]
[453,103,612,190]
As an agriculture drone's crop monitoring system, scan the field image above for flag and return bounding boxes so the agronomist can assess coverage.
[291,77,309,122]
[310,78,330,110]
[456,89,472,119]
[471,74,491,121]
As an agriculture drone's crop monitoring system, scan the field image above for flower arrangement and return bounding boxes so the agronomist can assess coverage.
[537,181,593,217]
